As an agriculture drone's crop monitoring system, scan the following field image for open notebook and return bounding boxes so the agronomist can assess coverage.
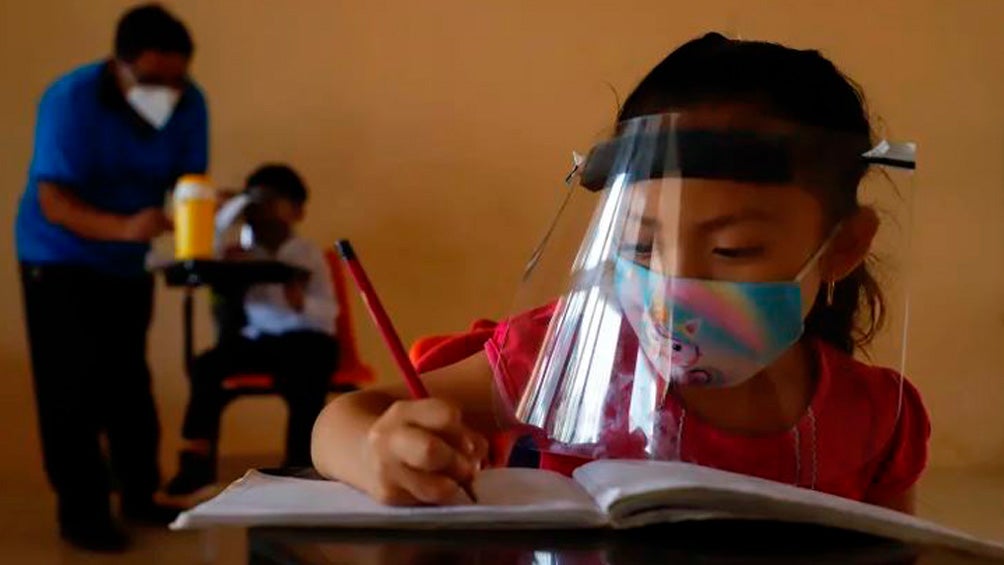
[172,460,1004,559]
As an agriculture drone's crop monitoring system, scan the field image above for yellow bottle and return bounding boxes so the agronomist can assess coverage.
[174,174,216,260]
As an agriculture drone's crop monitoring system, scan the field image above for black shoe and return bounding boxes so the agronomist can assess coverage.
[166,450,216,495]
[159,450,219,508]
[121,498,181,527]
[60,519,130,552]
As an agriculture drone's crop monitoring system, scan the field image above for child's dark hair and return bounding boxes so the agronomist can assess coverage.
[620,32,882,354]
[245,163,309,204]
[115,4,194,62]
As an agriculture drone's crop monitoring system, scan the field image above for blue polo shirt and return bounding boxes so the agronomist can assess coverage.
[16,61,209,275]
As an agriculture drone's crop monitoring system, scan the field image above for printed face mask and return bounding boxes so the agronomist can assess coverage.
[613,237,832,388]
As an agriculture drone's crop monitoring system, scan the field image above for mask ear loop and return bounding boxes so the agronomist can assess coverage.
[798,138,917,306]
[793,224,844,313]
[797,140,915,295]
[795,224,841,283]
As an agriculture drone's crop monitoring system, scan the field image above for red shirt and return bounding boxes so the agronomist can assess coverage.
[484,303,930,503]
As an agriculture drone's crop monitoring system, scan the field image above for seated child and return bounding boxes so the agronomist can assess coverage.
[165,163,339,501]
[309,33,930,513]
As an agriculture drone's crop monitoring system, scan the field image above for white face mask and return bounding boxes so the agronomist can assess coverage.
[126,85,180,129]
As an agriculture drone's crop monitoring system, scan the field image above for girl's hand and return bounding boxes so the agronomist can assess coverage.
[364,398,489,505]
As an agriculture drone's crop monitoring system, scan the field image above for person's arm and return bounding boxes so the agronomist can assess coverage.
[868,487,916,514]
[311,351,498,505]
[863,378,930,515]
[38,182,169,242]
[30,81,169,243]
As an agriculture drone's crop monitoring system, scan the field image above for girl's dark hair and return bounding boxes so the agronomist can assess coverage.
[619,32,883,354]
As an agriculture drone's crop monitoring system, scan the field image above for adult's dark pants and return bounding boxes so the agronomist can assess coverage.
[20,264,160,528]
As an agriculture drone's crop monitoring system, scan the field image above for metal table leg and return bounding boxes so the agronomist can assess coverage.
[184,286,195,374]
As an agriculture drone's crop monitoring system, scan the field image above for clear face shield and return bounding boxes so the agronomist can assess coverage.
[214,187,297,253]
[495,111,917,493]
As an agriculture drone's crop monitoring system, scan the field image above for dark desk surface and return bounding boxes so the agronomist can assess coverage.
[159,259,308,288]
[154,259,311,369]
[247,521,999,565]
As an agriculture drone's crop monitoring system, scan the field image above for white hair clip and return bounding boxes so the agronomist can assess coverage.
[564,151,586,185]
[863,140,916,170]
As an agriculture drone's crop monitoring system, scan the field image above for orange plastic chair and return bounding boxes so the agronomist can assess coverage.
[326,250,376,389]
[220,250,375,394]
[407,320,496,374]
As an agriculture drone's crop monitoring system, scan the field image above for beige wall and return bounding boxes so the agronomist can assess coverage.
[0,0,1002,488]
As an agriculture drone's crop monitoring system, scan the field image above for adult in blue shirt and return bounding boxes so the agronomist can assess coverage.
[16,4,207,552]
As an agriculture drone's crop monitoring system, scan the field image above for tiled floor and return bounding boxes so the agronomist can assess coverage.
[0,454,266,564]
[0,500,245,565]
[0,464,1000,564]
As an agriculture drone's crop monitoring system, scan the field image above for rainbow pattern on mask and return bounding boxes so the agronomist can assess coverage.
[614,258,804,361]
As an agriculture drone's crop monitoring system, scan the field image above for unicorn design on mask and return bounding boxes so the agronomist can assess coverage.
[643,305,719,386]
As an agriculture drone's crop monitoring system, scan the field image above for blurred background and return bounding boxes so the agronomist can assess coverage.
[0,0,1001,562]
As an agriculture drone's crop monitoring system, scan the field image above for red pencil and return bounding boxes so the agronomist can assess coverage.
[334,240,478,503]
[335,240,428,399]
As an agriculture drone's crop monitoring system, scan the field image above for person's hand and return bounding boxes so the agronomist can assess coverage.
[122,208,172,242]
[222,245,250,261]
[283,279,307,311]
[216,189,241,203]
[364,398,489,505]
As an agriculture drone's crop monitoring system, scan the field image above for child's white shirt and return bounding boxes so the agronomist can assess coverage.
[242,236,338,339]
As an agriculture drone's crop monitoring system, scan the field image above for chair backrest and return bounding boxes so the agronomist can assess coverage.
[325,250,375,387]
[407,322,527,469]
[408,321,496,374]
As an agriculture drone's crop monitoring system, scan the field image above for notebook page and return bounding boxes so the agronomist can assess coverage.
[172,468,605,530]
[573,460,1004,558]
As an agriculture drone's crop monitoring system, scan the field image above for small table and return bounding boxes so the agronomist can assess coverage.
[157,260,308,371]
[245,521,1001,564]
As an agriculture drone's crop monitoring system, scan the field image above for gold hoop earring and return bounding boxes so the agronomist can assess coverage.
[826,280,836,306]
